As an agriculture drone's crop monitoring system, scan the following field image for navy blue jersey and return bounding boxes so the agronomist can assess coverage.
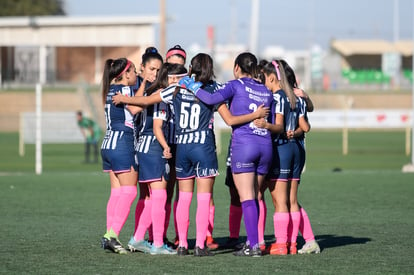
[158,100,175,145]
[161,83,218,144]
[296,97,308,142]
[103,84,135,132]
[133,77,153,150]
[159,85,177,144]
[273,89,306,143]
[135,101,158,153]
[101,84,137,173]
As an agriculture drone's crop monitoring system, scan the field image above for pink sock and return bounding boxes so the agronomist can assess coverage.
[258,200,267,244]
[112,186,137,236]
[151,189,167,247]
[289,211,301,243]
[273,212,290,244]
[173,200,178,240]
[106,188,121,231]
[164,203,172,239]
[196,193,212,248]
[229,205,242,239]
[134,199,145,233]
[207,205,215,237]
[300,207,315,242]
[134,198,152,241]
[176,191,192,248]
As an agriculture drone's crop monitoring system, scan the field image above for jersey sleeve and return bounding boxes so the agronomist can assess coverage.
[159,86,176,104]
[273,92,284,115]
[196,81,234,105]
[298,97,307,118]
[153,102,168,121]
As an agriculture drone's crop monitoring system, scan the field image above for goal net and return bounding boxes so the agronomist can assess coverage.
[19,111,84,155]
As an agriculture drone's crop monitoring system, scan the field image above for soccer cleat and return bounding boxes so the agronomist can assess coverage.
[150,244,177,255]
[177,246,189,256]
[259,242,266,252]
[206,236,219,250]
[233,244,262,257]
[298,240,321,254]
[288,242,297,255]
[164,237,177,249]
[101,237,110,250]
[269,242,288,255]
[102,237,128,255]
[127,236,152,253]
[223,237,241,249]
[194,246,214,257]
[174,236,179,247]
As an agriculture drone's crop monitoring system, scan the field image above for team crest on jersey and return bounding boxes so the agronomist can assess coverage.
[121,86,131,96]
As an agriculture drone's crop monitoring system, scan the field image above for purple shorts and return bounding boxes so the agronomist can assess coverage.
[230,141,272,175]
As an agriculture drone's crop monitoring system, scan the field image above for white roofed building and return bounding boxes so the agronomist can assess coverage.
[0,15,159,86]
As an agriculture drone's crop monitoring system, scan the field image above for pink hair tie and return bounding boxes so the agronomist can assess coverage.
[115,60,132,79]
[166,49,186,60]
[272,60,281,80]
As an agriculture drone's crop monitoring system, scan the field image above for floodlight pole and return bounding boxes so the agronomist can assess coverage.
[159,0,166,56]
[35,83,42,175]
[402,3,414,172]
[249,0,259,54]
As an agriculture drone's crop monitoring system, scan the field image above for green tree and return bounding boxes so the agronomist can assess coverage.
[0,0,66,16]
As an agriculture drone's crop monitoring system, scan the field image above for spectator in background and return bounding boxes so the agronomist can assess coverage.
[76,110,102,163]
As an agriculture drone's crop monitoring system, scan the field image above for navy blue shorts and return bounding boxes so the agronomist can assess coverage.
[175,141,218,179]
[268,139,304,181]
[101,130,138,173]
[137,143,170,182]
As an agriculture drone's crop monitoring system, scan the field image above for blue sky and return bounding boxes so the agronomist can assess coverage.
[64,0,413,52]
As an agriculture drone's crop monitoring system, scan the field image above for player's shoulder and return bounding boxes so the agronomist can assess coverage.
[161,85,178,95]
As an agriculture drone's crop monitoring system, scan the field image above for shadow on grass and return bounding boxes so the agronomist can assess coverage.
[314,234,372,252]
[186,234,371,255]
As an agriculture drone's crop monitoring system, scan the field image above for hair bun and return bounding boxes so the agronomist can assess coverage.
[145,47,158,54]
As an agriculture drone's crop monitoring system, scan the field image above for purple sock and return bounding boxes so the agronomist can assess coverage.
[241,199,259,248]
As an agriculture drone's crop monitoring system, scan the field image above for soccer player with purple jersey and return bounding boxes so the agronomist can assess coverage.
[180,52,274,257]
[100,58,142,254]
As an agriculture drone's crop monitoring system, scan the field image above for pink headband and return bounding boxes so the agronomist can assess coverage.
[166,49,186,60]
[272,60,281,80]
[116,60,132,79]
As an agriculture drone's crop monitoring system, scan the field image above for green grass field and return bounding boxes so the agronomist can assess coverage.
[1,131,414,274]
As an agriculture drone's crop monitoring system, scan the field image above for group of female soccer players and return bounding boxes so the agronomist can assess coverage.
[100,45,320,257]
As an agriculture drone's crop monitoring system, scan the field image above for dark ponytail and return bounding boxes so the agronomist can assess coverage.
[101,58,129,104]
[234,52,259,79]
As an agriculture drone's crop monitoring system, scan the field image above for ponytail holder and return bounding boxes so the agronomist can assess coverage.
[115,60,132,79]
[272,60,281,81]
